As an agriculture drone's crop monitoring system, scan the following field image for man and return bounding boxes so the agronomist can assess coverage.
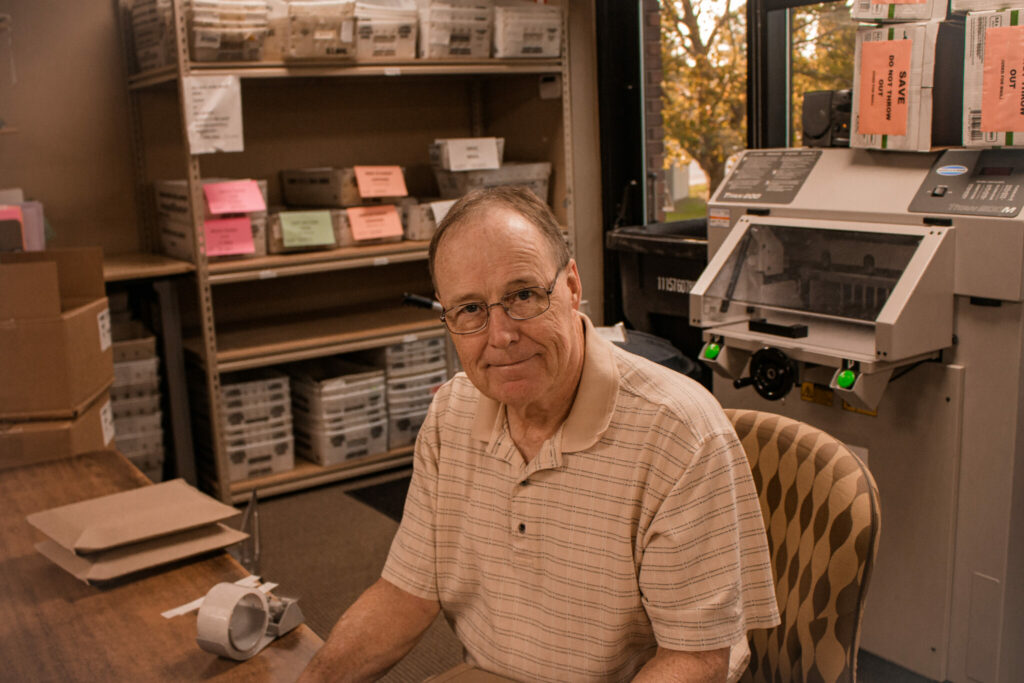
[300,187,779,682]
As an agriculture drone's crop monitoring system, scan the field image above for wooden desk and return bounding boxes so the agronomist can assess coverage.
[0,450,323,681]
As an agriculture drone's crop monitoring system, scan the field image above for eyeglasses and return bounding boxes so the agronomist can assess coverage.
[441,267,564,335]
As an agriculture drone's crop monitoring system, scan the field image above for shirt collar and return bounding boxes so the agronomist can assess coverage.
[470,313,620,453]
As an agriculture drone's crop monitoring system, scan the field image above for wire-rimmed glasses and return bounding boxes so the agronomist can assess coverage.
[441,267,564,335]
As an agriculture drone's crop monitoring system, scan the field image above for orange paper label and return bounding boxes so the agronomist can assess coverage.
[857,39,912,136]
[347,205,404,241]
[353,166,408,198]
[203,216,255,256]
[981,26,1024,133]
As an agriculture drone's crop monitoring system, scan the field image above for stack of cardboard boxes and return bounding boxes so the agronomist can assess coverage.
[110,319,165,482]
[959,1,1024,148]
[0,248,116,470]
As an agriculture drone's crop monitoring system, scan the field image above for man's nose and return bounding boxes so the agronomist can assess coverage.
[486,303,518,346]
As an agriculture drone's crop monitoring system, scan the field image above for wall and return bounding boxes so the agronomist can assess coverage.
[0,1,141,254]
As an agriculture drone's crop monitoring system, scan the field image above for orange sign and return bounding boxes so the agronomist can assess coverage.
[347,205,404,241]
[981,26,1024,133]
[857,39,913,137]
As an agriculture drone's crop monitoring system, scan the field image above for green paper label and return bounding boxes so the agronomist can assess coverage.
[280,211,335,247]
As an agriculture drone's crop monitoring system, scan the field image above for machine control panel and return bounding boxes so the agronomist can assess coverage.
[909,149,1024,217]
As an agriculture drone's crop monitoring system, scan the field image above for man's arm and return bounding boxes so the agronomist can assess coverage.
[632,646,729,683]
[297,577,440,683]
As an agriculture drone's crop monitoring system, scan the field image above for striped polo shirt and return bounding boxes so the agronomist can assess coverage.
[382,314,780,681]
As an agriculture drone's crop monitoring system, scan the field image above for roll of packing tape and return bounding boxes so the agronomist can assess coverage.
[196,582,271,661]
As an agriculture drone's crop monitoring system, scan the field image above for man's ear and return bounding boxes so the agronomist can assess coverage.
[565,259,582,310]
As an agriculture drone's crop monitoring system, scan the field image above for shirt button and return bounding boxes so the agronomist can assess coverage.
[518,523,526,534]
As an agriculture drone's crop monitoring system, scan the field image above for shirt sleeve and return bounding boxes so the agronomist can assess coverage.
[637,426,779,650]
[380,386,447,601]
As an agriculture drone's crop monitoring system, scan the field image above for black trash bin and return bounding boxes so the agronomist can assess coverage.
[605,218,710,387]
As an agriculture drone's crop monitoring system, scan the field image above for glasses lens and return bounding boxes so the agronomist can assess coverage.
[504,287,549,320]
[447,303,487,333]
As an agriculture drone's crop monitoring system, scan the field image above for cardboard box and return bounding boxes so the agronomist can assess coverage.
[963,9,1024,147]
[432,161,552,201]
[851,0,948,23]
[851,20,965,151]
[0,390,115,470]
[285,0,356,59]
[0,247,114,419]
[418,3,493,59]
[953,0,1021,10]
[355,15,418,61]
[493,4,562,58]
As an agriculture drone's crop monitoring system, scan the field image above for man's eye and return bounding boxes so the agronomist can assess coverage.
[460,303,482,314]
[512,289,535,302]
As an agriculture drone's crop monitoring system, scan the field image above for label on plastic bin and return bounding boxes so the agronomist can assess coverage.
[203,180,266,215]
[354,166,408,198]
[97,308,112,352]
[347,205,404,241]
[204,216,255,256]
[444,138,501,171]
[981,26,1024,133]
[100,400,115,446]
[280,210,336,247]
[857,39,912,137]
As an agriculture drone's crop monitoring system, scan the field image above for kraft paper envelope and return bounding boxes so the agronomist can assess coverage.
[27,478,240,554]
[35,523,248,584]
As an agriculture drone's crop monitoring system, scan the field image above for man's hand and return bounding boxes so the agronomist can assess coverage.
[632,646,729,682]
[297,578,440,683]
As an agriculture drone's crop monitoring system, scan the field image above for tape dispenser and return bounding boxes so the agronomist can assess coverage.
[196,582,304,660]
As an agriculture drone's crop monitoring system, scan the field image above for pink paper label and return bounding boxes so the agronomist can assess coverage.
[347,205,404,241]
[204,216,255,256]
[0,205,25,250]
[203,180,266,215]
[857,39,912,137]
[981,26,1024,133]
[353,166,408,198]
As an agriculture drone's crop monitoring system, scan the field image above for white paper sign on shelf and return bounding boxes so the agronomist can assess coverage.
[183,75,244,155]
[443,138,501,171]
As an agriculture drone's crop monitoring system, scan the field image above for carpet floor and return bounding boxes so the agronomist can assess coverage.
[250,473,463,681]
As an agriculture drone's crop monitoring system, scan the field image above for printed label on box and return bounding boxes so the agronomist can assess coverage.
[280,211,335,247]
[857,39,912,136]
[97,308,112,352]
[981,26,1024,133]
[203,180,266,215]
[101,400,116,446]
[347,205,404,241]
[429,199,457,224]
[445,138,501,171]
[204,216,255,256]
[354,166,408,198]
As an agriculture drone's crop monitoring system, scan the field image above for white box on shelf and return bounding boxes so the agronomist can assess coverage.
[114,357,160,387]
[115,426,164,456]
[405,199,455,241]
[429,137,505,171]
[111,393,162,419]
[387,406,428,449]
[850,0,948,23]
[295,415,388,465]
[432,161,552,202]
[418,2,494,59]
[225,433,295,481]
[293,384,387,419]
[963,9,1024,148]
[154,178,269,221]
[493,3,562,58]
[110,377,161,403]
[224,416,293,449]
[159,214,268,261]
[851,19,965,151]
[220,368,290,401]
[354,1,418,61]
[219,395,292,427]
[115,410,163,437]
[285,0,357,59]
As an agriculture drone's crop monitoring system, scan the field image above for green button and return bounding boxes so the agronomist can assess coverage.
[704,342,721,360]
[836,369,857,389]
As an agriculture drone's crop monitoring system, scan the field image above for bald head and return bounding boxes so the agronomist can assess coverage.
[428,186,570,291]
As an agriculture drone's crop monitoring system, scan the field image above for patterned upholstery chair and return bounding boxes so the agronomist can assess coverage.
[727,409,882,683]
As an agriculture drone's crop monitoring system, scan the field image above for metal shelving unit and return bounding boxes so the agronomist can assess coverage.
[117,0,575,502]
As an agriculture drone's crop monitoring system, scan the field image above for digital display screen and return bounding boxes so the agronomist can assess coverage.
[979,166,1014,177]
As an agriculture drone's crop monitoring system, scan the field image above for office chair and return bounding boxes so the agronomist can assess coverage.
[727,409,881,683]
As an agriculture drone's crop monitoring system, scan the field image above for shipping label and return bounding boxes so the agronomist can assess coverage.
[100,400,115,446]
[858,38,913,136]
[97,308,112,352]
[981,25,1024,133]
